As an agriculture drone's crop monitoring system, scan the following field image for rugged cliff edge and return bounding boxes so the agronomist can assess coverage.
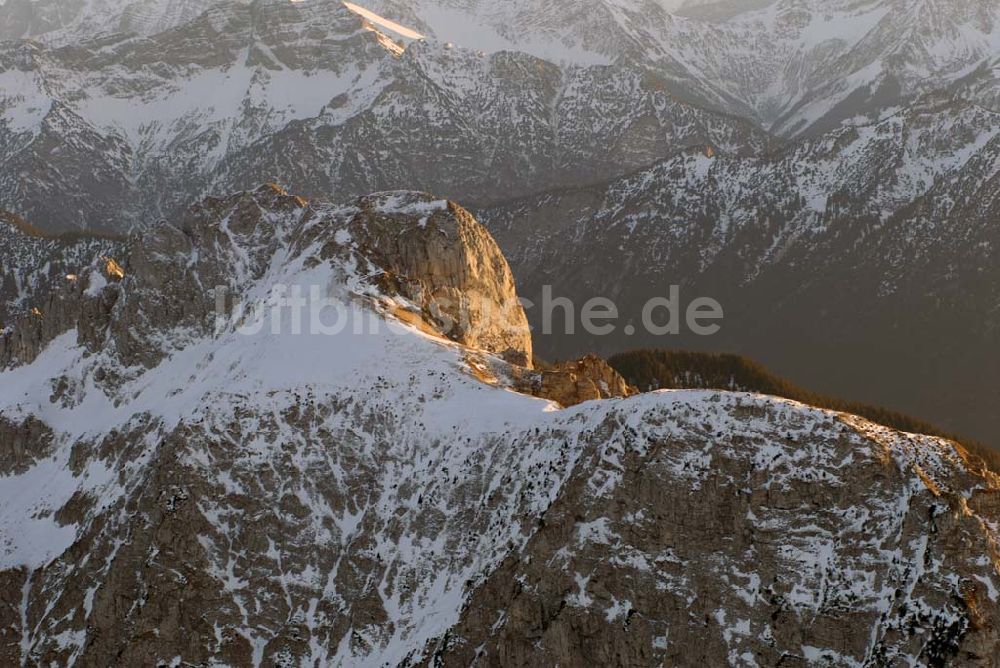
[0,186,998,666]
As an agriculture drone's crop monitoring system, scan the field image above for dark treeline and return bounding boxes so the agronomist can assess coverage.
[609,349,1000,473]
[1,210,125,243]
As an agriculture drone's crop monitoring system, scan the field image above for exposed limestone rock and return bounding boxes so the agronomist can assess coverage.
[510,354,637,407]
[0,212,124,367]
[349,192,533,367]
[0,568,26,666]
[3,186,533,372]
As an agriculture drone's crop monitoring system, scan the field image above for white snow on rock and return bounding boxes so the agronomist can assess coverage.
[1,188,998,665]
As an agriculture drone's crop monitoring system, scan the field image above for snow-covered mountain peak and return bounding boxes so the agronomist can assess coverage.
[2,186,1000,664]
[1,185,533,375]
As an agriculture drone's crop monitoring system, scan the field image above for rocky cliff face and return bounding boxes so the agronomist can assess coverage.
[1,187,999,666]
[510,354,637,408]
[3,0,996,447]
[347,191,532,366]
[1,185,531,369]
[3,0,997,451]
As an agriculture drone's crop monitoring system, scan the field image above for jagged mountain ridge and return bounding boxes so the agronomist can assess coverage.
[360,0,1000,134]
[3,0,997,234]
[0,211,124,330]
[607,348,1000,472]
[1,186,999,665]
[0,0,771,233]
[0,1,998,663]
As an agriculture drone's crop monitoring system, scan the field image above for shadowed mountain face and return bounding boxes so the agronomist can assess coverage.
[1,187,999,665]
[479,94,1000,445]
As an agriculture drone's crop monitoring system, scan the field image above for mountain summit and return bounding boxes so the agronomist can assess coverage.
[2,187,999,665]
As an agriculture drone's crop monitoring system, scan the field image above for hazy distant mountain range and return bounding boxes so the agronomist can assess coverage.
[2,0,996,229]
[1,0,781,235]
[482,93,1000,443]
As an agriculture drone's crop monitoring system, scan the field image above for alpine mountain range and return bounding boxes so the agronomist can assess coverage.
[2,1,1000,665]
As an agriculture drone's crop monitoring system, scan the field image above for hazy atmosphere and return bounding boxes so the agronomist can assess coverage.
[1,0,999,665]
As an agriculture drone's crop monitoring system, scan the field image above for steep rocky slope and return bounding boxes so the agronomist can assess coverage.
[1,186,999,666]
[2,0,996,450]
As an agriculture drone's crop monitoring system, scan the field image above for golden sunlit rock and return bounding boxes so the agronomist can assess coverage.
[103,257,125,280]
